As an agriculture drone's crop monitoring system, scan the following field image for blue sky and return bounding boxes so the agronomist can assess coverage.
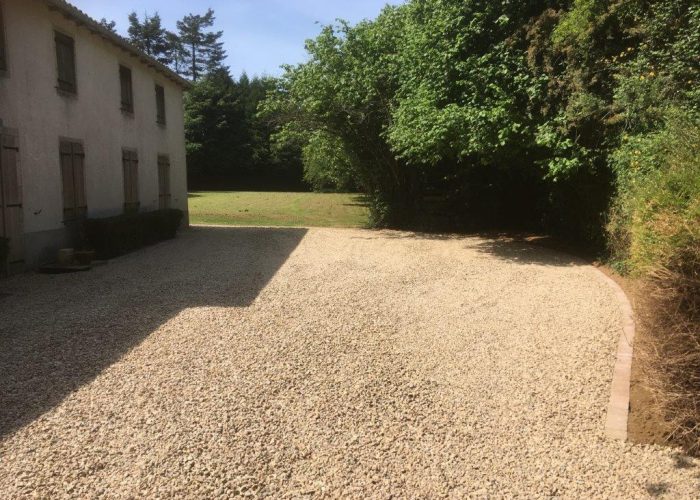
[69,0,405,78]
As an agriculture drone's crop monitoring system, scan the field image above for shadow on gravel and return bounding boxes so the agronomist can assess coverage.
[0,226,307,439]
[471,238,586,268]
[353,230,586,267]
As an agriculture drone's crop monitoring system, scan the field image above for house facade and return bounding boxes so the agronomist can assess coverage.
[0,0,190,270]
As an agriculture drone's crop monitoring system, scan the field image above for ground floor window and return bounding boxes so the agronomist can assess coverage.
[122,149,139,212]
[158,155,171,209]
[59,140,87,220]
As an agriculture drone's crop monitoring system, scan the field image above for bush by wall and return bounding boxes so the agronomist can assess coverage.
[84,209,184,260]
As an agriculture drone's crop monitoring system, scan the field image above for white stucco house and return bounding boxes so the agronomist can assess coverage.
[0,0,190,270]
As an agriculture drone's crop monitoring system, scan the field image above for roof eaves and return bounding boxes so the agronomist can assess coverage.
[43,0,192,89]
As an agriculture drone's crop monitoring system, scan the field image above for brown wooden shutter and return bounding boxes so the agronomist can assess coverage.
[158,155,171,209]
[0,2,7,71]
[123,149,139,212]
[72,142,87,217]
[55,32,76,93]
[119,65,133,112]
[1,129,24,263]
[59,141,87,220]
[60,141,75,219]
[122,149,131,208]
[155,85,166,124]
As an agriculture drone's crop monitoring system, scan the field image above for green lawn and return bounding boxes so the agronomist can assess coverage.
[188,191,369,228]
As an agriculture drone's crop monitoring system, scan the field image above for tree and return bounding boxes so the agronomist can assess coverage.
[99,18,117,33]
[165,31,187,75]
[127,12,172,65]
[176,9,227,81]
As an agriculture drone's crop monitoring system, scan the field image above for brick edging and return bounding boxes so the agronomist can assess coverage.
[595,269,636,441]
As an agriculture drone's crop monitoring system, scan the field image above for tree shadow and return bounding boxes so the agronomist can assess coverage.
[470,238,587,268]
[0,226,307,439]
[352,229,588,267]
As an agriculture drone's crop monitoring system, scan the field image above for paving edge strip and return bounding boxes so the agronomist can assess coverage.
[595,269,636,441]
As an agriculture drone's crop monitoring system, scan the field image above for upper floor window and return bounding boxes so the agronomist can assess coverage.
[119,65,134,113]
[0,1,7,72]
[55,31,77,94]
[155,84,166,125]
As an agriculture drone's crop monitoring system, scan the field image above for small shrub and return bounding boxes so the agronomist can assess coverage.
[84,209,184,260]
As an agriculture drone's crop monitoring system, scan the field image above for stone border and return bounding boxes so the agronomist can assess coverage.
[595,269,636,441]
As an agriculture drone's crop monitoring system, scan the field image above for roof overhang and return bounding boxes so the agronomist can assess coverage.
[43,0,192,89]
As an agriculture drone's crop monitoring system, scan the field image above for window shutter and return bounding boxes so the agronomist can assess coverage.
[155,85,166,124]
[0,3,7,71]
[60,141,75,218]
[131,150,139,206]
[122,149,139,212]
[72,142,87,217]
[119,65,133,112]
[1,129,23,263]
[55,32,76,93]
[122,149,131,206]
[158,155,171,209]
[2,132,21,207]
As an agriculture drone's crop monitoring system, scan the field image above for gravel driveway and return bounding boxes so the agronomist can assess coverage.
[0,227,697,498]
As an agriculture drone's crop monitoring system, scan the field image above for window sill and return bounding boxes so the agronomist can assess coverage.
[56,87,78,99]
[121,108,135,118]
[156,121,167,128]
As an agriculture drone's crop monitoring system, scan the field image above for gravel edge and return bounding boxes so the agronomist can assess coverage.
[595,268,636,441]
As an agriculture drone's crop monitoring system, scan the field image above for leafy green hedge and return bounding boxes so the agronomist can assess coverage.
[84,209,184,260]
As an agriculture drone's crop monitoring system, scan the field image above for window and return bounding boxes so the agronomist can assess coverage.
[0,1,7,72]
[59,140,87,220]
[119,65,134,113]
[55,31,77,94]
[122,149,139,212]
[157,155,171,209]
[155,84,166,125]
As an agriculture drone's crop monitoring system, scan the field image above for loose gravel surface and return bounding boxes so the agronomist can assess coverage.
[1,227,698,498]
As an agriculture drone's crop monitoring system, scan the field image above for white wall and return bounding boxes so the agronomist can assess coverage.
[0,0,188,241]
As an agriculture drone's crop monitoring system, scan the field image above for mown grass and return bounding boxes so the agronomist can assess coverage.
[188,191,369,228]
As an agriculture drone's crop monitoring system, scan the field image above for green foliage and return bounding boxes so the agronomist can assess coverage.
[99,18,117,33]
[261,0,698,253]
[127,12,173,66]
[84,209,184,260]
[302,132,355,192]
[185,72,304,190]
[176,9,227,80]
[609,110,700,275]
[551,0,604,49]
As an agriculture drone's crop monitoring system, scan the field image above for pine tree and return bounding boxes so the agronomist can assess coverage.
[165,31,187,75]
[176,9,227,81]
[127,12,172,66]
[99,18,117,33]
